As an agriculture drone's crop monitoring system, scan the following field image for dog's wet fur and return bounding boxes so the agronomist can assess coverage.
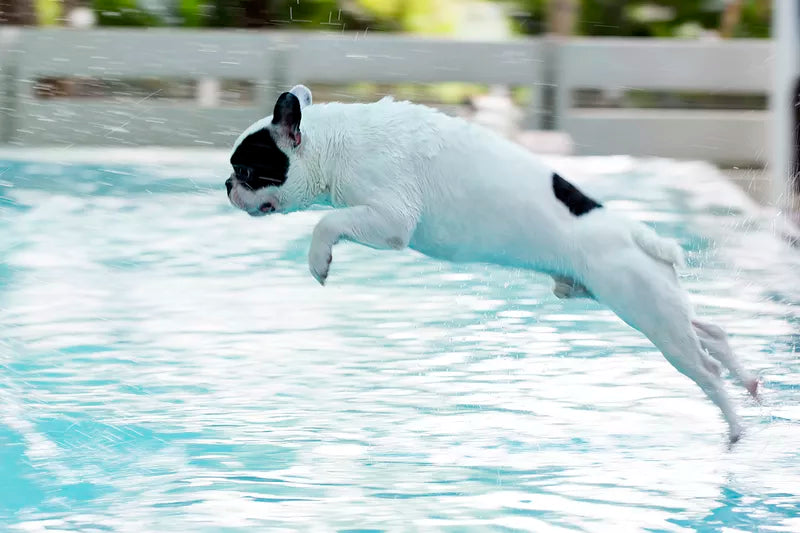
[225,85,760,443]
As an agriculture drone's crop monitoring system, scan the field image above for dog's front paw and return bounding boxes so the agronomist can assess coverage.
[308,244,333,285]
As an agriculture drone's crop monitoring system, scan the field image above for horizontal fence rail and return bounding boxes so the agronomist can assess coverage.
[0,28,772,166]
[557,38,771,166]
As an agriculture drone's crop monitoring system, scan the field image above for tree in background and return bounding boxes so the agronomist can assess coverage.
[576,0,771,38]
[0,0,38,24]
[503,0,770,38]
[186,0,376,30]
[720,0,770,38]
[180,0,453,32]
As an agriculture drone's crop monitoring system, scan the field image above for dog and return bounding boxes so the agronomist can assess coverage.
[225,85,760,443]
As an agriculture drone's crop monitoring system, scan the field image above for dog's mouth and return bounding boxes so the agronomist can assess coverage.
[249,200,279,217]
[240,200,279,217]
[241,203,274,217]
[227,180,280,216]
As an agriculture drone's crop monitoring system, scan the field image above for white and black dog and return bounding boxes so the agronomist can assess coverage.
[226,85,760,443]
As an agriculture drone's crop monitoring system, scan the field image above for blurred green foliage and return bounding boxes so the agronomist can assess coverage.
[178,0,202,27]
[363,0,459,35]
[576,0,770,38]
[177,0,375,30]
[35,0,60,25]
[508,0,770,38]
[92,0,163,26]
[59,0,770,39]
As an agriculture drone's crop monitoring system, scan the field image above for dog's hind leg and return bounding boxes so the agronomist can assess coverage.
[582,251,744,442]
[693,320,760,400]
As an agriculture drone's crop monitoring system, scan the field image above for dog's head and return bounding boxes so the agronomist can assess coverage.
[225,85,313,216]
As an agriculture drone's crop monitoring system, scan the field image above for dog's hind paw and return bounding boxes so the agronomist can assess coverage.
[746,377,761,402]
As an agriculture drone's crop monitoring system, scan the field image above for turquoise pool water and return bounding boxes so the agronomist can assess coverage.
[1,150,798,531]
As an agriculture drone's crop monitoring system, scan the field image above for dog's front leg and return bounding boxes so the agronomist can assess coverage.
[309,205,416,285]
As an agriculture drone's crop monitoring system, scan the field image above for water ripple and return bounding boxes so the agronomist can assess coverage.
[1,152,798,531]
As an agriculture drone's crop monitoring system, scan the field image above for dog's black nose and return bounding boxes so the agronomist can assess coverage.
[225,177,233,194]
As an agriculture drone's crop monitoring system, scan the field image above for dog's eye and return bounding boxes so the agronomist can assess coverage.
[232,164,285,188]
[233,165,254,180]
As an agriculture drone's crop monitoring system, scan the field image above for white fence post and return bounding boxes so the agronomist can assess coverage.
[196,77,221,108]
[0,27,19,144]
[269,36,292,109]
[771,0,800,209]
[521,38,554,131]
[548,37,564,132]
[557,38,770,166]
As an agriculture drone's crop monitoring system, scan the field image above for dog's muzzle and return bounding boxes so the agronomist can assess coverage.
[226,175,279,216]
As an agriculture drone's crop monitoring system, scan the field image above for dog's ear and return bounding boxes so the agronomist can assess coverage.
[290,84,312,110]
[271,91,302,147]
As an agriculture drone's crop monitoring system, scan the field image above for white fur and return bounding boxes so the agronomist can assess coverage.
[290,84,313,109]
[631,221,686,267]
[228,90,759,443]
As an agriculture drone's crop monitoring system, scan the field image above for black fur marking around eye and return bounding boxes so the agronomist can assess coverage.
[230,129,289,189]
[552,172,602,216]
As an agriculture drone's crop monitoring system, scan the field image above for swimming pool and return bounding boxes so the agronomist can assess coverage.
[1,149,798,531]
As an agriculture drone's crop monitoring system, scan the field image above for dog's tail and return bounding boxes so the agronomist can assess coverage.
[631,222,685,268]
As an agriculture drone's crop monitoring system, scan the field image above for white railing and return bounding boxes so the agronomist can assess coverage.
[1,29,276,147]
[0,28,771,167]
[557,38,771,166]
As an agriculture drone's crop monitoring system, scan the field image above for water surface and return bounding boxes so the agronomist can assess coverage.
[1,150,798,531]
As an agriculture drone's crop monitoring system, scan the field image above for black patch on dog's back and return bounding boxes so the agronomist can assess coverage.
[230,128,289,189]
[552,172,602,216]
